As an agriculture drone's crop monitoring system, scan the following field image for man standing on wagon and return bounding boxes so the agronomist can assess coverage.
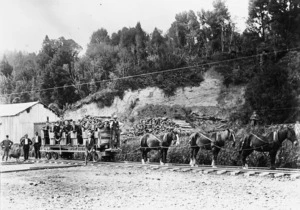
[42,122,50,145]
[64,120,72,145]
[110,115,121,149]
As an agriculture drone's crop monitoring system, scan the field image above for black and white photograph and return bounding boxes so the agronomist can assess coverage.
[1,0,300,209]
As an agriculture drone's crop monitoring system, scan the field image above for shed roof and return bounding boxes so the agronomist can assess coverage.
[0,101,42,117]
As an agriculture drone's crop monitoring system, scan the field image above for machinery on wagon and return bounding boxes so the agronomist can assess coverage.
[39,116,120,161]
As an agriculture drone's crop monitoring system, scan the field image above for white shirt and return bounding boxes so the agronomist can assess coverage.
[35,136,39,143]
[24,138,28,145]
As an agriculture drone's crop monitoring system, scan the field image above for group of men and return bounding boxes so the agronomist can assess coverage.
[1,115,121,162]
[1,132,42,162]
[42,115,121,147]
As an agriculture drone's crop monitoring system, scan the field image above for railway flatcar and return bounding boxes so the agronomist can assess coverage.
[39,119,120,162]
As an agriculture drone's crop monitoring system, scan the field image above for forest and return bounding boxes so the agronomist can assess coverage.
[0,0,300,124]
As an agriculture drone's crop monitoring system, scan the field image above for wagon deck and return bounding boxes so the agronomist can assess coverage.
[40,128,120,161]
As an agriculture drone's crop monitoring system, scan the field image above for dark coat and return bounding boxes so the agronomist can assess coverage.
[33,136,42,145]
[85,137,96,150]
[20,138,32,147]
[53,125,61,133]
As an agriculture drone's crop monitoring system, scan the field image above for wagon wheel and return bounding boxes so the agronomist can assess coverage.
[109,154,115,162]
[93,153,99,162]
[52,152,59,160]
[45,152,52,160]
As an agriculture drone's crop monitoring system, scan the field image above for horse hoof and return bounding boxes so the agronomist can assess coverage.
[212,165,217,168]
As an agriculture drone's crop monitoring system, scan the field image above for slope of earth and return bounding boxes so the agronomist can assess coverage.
[64,68,245,120]
[1,165,300,210]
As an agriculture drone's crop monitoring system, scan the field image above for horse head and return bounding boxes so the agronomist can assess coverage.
[286,126,299,147]
[170,129,180,146]
[227,129,236,147]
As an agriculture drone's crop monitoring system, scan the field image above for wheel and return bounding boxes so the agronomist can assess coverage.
[108,154,115,162]
[52,152,59,160]
[45,152,52,160]
[93,153,99,161]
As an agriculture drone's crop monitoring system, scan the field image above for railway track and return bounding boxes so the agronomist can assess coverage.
[96,161,300,179]
[2,159,300,179]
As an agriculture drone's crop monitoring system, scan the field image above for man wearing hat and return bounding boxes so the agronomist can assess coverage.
[20,134,32,161]
[250,111,259,127]
[110,115,120,149]
[73,121,83,145]
[85,130,96,165]
[63,120,72,145]
[53,121,61,143]
[33,132,42,159]
[42,122,50,145]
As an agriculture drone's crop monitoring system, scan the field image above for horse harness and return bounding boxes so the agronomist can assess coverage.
[199,130,231,148]
[248,131,279,149]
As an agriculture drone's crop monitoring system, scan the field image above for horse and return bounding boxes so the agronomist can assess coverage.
[140,131,180,165]
[189,129,236,167]
[239,126,298,170]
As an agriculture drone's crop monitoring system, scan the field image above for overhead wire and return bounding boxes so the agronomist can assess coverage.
[0,46,299,100]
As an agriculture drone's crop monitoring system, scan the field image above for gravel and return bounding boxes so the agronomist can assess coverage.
[1,165,300,210]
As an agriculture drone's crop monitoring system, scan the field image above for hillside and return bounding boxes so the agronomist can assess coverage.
[64,68,245,123]
[1,0,299,127]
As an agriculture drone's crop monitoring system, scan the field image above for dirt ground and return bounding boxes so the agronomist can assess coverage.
[1,165,300,210]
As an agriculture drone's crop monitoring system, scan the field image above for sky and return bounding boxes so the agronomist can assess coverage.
[0,0,249,55]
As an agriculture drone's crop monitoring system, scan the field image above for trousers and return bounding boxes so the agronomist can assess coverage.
[34,143,41,159]
[23,145,30,160]
[2,148,10,161]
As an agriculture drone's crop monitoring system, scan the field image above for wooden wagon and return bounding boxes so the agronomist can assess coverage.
[40,123,120,161]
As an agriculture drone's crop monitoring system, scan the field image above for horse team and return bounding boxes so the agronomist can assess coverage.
[140,126,299,170]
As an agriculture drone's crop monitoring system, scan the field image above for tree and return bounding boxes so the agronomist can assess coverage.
[111,31,121,46]
[247,0,270,42]
[0,57,13,77]
[135,22,148,65]
[247,0,300,48]
[38,36,82,107]
[89,28,110,45]
[198,0,231,53]
[245,60,296,124]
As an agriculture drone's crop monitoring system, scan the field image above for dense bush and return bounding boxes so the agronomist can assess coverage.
[244,60,298,124]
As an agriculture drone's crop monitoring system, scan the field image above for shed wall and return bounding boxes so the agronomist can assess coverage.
[0,103,59,143]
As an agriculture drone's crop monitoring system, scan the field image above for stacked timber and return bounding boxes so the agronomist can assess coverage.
[131,117,194,136]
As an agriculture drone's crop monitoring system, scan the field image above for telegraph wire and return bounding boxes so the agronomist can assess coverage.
[0,46,299,98]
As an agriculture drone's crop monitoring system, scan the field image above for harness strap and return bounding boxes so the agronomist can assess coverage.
[273,131,278,142]
[199,133,213,142]
[250,133,268,143]
[152,134,162,142]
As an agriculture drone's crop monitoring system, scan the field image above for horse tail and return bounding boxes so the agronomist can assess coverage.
[140,134,150,151]
[189,132,199,145]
